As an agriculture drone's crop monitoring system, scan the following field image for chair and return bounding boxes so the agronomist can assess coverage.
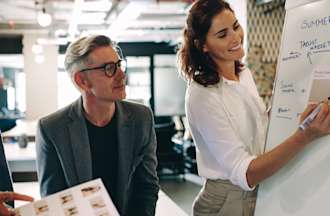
[0,118,16,132]
[155,117,185,177]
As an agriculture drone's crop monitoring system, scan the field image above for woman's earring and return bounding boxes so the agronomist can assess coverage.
[194,66,202,76]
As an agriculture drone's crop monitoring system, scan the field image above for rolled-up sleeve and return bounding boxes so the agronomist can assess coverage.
[187,86,255,191]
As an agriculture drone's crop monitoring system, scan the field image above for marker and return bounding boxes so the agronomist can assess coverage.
[299,104,322,130]
[299,97,330,130]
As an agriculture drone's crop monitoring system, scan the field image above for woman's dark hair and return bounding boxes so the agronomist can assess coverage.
[178,0,243,86]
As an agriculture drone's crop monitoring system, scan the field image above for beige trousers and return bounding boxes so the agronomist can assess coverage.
[193,179,257,216]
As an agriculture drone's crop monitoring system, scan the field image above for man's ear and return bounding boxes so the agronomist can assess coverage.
[73,72,90,91]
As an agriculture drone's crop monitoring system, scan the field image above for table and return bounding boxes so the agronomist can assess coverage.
[3,120,189,215]
[2,120,37,139]
[3,142,37,173]
[156,190,188,216]
[14,182,188,216]
[2,120,38,175]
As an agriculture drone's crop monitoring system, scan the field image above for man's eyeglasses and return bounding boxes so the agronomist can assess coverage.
[79,59,127,78]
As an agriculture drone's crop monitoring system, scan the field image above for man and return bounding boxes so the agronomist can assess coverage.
[36,35,159,216]
[1,133,34,215]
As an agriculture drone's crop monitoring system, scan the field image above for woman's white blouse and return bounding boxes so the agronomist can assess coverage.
[185,68,268,191]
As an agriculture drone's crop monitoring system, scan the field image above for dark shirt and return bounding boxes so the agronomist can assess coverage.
[85,114,118,206]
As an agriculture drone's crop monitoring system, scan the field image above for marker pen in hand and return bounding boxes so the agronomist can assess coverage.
[299,104,322,130]
[299,97,330,130]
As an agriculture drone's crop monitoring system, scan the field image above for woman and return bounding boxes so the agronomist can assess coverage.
[178,0,330,215]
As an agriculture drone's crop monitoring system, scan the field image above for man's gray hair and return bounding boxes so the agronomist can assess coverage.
[64,35,116,75]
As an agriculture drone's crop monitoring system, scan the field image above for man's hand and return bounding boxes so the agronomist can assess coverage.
[0,192,33,216]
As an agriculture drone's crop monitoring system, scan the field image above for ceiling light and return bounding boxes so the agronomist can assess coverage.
[108,2,144,39]
[68,0,84,41]
[37,8,52,27]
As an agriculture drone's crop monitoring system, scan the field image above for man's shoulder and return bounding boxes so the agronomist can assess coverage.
[118,100,152,115]
[39,102,76,129]
[117,100,154,125]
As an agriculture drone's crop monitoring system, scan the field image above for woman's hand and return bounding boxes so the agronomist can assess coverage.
[0,192,34,216]
[299,99,330,142]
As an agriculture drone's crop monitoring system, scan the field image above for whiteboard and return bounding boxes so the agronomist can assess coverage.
[254,0,330,215]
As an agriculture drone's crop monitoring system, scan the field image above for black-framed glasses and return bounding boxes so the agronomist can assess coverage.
[79,59,127,78]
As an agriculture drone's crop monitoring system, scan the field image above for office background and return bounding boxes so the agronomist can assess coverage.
[0,0,285,214]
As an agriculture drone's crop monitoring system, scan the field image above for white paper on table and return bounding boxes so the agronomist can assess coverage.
[14,178,120,216]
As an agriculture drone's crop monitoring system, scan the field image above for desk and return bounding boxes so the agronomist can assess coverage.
[14,182,188,216]
[3,120,188,215]
[3,142,37,173]
[156,190,188,216]
[2,120,37,173]
[6,144,188,215]
[2,120,37,139]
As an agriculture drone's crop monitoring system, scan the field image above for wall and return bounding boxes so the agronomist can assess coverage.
[23,34,58,120]
[228,0,248,53]
[247,0,286,107]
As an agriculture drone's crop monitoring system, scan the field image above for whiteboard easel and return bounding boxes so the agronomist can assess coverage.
[255,0,330,215]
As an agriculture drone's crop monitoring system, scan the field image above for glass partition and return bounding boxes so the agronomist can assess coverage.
[0,54,25,119]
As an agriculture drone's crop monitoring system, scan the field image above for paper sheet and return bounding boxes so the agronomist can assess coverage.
[308,65,330,103]
[14,179,119,216]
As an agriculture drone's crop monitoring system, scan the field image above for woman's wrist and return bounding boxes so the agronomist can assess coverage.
[292,129,314,147]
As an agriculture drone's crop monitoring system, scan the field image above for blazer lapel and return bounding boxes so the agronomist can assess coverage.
[115,101,135,213]
[68,98,93,183]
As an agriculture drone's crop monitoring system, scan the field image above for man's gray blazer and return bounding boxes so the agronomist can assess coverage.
[36,98,159,216]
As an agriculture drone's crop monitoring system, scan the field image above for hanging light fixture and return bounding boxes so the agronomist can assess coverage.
[37,7,52,27]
